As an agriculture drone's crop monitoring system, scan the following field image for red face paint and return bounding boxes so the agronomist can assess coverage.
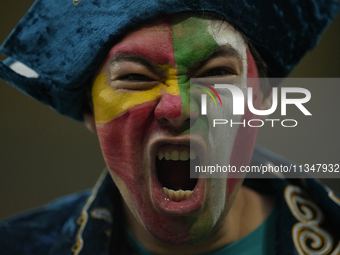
[105,17,176,66]
[96,100,192,243]
[93,17,195,244]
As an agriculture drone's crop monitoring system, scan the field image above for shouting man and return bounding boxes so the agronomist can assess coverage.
[0,0,339,254]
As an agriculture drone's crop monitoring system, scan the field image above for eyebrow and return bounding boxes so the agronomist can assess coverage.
[186,45,243,75]
[110,55,167,75]
[109,44,243,75]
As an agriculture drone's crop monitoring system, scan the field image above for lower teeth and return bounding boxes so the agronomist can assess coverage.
[163,187,193,201]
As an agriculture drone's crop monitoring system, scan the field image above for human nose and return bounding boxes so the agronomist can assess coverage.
[154,90,198,131]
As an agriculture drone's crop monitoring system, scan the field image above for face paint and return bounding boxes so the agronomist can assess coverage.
[92,14,261,247]
[92,68,181,124]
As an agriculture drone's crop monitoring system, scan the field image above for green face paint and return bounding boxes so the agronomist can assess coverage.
[171,15,219,73]
[171,15,219,116]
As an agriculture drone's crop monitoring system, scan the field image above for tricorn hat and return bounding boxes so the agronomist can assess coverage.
[0,0,339,120]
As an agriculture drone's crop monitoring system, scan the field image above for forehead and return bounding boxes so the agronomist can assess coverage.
[105,14,246,67]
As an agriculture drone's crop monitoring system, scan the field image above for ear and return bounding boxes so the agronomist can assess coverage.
[83,102,97,133]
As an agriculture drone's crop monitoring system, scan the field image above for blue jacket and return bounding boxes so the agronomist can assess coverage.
[1,146,340,254]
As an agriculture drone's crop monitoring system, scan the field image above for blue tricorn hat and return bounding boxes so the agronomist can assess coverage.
[0,0,339,121]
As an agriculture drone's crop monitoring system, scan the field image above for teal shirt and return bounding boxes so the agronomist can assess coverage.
[126,206,277,255]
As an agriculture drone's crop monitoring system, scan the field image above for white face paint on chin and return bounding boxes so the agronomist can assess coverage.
[203,18,249,174]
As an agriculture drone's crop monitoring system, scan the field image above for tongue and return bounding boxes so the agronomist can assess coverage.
[156,158,198,190]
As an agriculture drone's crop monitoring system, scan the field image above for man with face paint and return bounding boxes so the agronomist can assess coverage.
[85,14,272,253]
[0,0,340,254]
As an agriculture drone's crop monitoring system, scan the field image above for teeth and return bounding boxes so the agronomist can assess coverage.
[170,150,179,161]
[162,187,193,202]
[157,148,197,161]
[190,149,196,159]
[179,151,189,161]
[164,151,171,160]
[157,151,164,160]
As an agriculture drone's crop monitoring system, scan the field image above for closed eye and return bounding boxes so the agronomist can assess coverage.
[119,73,156,82]
[111,72,160,91]
[198,67,236,78]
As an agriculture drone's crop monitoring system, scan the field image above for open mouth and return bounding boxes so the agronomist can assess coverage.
[156,144,199,202]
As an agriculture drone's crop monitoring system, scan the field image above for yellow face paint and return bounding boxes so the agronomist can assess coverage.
[92,66,181,124]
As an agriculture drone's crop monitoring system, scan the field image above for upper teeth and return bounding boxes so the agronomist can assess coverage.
[157,149,196,161]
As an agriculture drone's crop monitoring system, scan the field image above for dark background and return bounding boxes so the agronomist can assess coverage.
[1,1,339,220]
